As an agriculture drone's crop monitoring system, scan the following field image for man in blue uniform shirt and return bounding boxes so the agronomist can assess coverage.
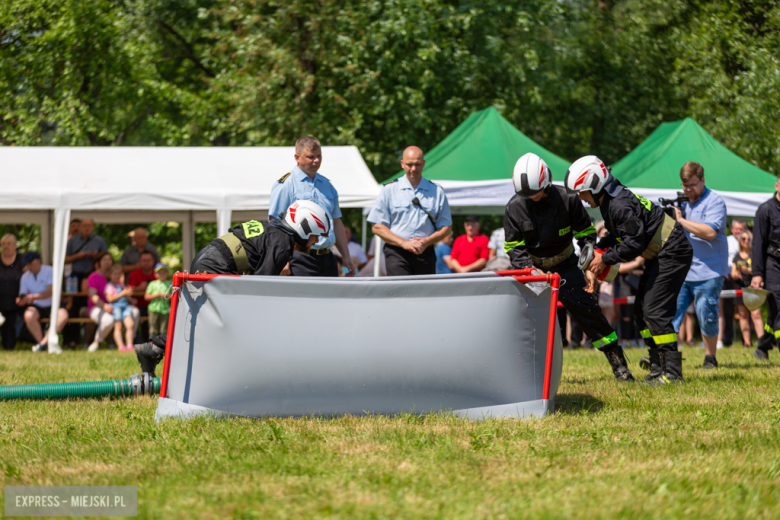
[269,136,356,277]
[368,146,452,276]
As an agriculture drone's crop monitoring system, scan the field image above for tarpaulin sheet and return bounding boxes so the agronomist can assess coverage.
[156,272,562,421]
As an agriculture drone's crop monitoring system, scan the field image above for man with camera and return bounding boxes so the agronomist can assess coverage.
[751,175,780,360]
[368,146,452,276]
[669,162,729,369]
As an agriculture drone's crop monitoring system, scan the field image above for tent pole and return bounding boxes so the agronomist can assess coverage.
[373,237,382,277]
[216,209,232,237]
[41,210,52,265]
[182,211,194,272]
[361,211,367,251]
[47,208,70,353]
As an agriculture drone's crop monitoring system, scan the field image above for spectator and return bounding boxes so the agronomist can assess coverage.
[368,146,452,276]
[446,216,490,273]
[671,162,730,369]
[333,226,368,270]
[680,305,697,347]
[128,251,157,341]
[105,264,138,351]
[0,234,23,351]
[65,218,107,280]
[18,252,69,353]
[145,263,172,337]
[720,218,748,347]
[486,228,512,271]
[732,230,765,347]
[64,218,82,278]
[87,252,135,352]
[435,234,454,274]
[119,228,161,275]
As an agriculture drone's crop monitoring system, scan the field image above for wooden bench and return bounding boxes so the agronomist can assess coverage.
[39,316,149,324]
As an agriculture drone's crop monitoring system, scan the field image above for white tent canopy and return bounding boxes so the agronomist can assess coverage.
[0,146,379,350]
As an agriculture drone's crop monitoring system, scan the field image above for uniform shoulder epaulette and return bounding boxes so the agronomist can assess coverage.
[383,179,398,186]
[277,172,291,183]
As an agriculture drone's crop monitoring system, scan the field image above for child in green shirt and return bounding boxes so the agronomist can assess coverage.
[144,263,173,336]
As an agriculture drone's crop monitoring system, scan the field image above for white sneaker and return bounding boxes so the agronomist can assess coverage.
[87,342,100,352]
[48,343,63,354]
[716,340,724,350]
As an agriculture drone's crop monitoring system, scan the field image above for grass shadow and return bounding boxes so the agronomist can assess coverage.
[690,371,747,382]
[716,362,776,369]
[555,393,605,416]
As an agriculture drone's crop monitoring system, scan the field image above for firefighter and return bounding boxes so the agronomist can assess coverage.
[751,175,780,360]
[134,200,330,376]
[565,156,693,383]
[504,153,634,381]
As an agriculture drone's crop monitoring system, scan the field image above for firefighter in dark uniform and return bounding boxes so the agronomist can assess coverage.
[133,200,330,376]
[505,153,634,381]
[565,156,693,383]
[751,176,780,360]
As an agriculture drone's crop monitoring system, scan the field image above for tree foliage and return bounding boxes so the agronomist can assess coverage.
[1,0,779,179]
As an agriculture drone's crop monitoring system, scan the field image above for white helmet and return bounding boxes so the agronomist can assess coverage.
[564,155,610,195]
[283,200,331,243]
[512,153,551,198]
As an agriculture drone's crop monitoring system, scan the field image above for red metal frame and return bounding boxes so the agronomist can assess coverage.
[159,272,241,398]
[160,270,562,403]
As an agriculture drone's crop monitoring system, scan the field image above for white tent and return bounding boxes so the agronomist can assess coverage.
[0,146,380,350]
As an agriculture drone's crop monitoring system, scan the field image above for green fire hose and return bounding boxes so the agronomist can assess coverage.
[0,373,160,400]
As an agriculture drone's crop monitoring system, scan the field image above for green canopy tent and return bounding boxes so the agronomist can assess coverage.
[611,118,776,217]
[382,107,571,214]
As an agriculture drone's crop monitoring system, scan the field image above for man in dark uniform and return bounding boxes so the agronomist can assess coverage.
[565,156,693,383]
[505,153,634,381]
[751,175,780,360]
[134,200,330,376]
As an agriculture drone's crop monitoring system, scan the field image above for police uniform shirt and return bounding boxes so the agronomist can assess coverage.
[367,176,452,241]
[269,165,341,250]
[229,219,296,276]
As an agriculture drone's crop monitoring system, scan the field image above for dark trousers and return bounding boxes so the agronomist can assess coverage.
[384,244,436,276]
[721,278,736,345]
[290,250,339,277]
[634,228,693,352]
[764,256,780,345]
[0,308,17,350]
[543,256,616,349]
[191,244,234,274]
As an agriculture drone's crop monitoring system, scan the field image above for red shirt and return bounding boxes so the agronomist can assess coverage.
[450,234,490,267]
[128,269,157,309]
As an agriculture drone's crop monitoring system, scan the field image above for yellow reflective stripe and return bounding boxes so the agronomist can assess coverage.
[593,331,618,349]
[652,333,677,345]
[242,220,265,239]
[504,240,525,253]
[558,226,571,236]
[765,324,774,334]
[775,330,780,340]
[634,192,652,211]
[574,225,596,238]
[640,329,652,339]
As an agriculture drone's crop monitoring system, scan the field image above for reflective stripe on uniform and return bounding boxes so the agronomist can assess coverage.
[776,330,780,340]
[652,333,677,345]
[640,329,652,339]
[558,226,571,236]
[765,324,774,335]
[574,224,596,239]
[504,240,525,253]
[593,331,618,349]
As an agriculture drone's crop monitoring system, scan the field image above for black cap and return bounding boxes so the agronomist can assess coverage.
[23,251,41,266]
[464,215,480,224]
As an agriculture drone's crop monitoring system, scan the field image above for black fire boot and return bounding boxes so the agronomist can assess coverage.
[702,355,718,369]
[639,347,662,381]
[754,333,775,361]
[602,346,635,381]
[657,350,684,383]
[134,334,167,377]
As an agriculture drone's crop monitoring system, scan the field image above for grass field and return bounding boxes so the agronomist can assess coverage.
[2,346,780,519]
